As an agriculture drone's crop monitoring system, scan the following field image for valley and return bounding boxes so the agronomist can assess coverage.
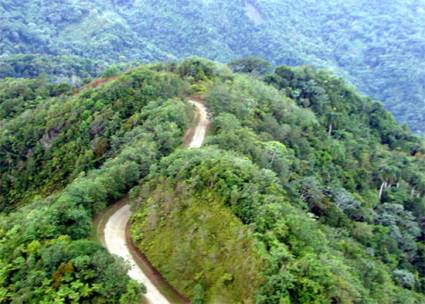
[1,0,424,133]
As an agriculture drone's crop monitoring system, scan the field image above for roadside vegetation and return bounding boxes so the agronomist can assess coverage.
[1,58,425,303]
[0,65,192,302]
[130,58,425,303]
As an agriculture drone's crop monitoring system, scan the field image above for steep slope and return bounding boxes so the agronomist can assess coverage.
[1,0,424,133]
[129,60,425,303]
[0,66,187,209]
[103,99,209,304]
[1,58,425,303]
[0,63,194,302]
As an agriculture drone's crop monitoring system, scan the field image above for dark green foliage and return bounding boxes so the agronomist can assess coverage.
[0,234,137,303]
[131,147,424,303]
[2,58,425,302]
[206,68,425,276]
[0,67,185,209]
[0,76,72,121]
[0,54,104,83]
[1,0,424,133]
[228,57,272,76]
[193,284,205,304]
[177,57,217,81]
[0,63,192,301]
[128,60,425,302]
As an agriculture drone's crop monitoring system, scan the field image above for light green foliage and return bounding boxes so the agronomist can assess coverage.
[131,181,264,303]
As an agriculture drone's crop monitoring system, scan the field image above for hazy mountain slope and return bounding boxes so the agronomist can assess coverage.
[1,0,424,133]
[0,0,165,61]
[0,54,104,82]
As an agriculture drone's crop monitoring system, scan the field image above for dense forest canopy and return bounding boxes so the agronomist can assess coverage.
[1,0,425,300]
[136,59,425,303]
[1,56,425,302]
[0,55,105,83]
[0,64,193,302]
[1,0,424,133]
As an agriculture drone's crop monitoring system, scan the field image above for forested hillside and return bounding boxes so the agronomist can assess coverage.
[1,58,425,302]
[1,0,424,133]
[128,59,425,303]
[0,55,104,83]
[0,64,193,302]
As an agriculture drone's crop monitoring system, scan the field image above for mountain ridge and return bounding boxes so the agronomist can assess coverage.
[1,57,425,303]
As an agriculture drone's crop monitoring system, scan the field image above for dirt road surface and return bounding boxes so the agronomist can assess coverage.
[103,99,209,304]
[187,99,209,148]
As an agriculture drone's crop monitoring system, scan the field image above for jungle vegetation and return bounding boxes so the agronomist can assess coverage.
[1,0,424,133]
[129,58,425,303]
[0,64,192,302]
[1,57,425,303]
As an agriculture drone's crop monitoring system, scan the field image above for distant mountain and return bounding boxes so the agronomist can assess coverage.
[0,54,104,83]
[1,0,424,133]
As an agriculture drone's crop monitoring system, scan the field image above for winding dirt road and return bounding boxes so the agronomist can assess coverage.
[186,100,209,148]
[103,99,209,304]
